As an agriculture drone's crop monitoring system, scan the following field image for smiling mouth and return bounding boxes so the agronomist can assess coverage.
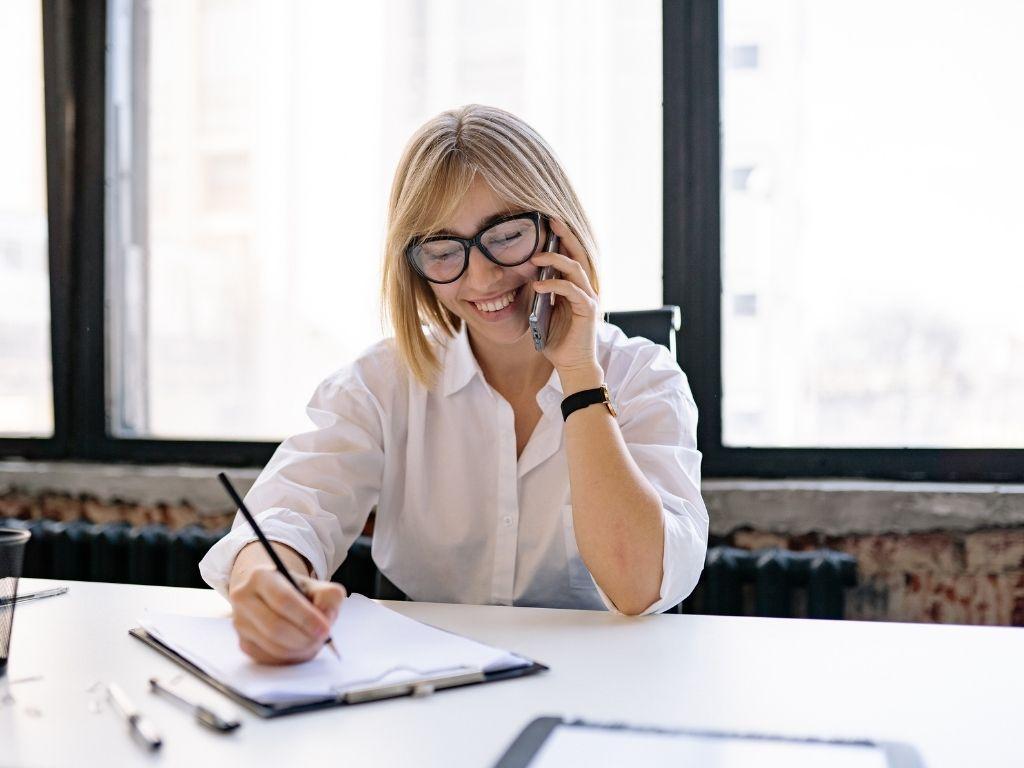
[469,286,520,313]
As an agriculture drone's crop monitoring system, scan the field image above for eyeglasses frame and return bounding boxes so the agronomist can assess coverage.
[405,211,546,285]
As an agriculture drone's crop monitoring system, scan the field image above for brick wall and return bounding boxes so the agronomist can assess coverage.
[0,489,234,532]
[727,528,1024,626]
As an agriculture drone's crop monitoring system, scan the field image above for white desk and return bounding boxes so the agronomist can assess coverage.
[0,578,1020,767]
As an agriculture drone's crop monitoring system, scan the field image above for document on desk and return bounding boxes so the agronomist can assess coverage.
[138,594,532,706]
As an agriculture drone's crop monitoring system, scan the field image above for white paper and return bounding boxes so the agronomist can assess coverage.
[139,594,530,705]
[529,726,890,768]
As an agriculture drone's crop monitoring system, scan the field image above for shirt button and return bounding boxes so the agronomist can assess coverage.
[503,515,512,526]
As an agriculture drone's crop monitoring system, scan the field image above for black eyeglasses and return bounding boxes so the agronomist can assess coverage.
[405,211,543,284]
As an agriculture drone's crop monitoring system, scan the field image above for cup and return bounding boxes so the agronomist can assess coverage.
[0,528,31,680]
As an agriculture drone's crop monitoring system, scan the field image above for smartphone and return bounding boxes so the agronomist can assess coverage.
[529,228,560,351]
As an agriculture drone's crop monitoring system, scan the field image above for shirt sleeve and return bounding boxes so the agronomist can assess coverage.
[198,354,390,599]
[593,340,709,615]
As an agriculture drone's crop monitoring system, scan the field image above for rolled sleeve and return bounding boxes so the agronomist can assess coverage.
[590,500,708,616]
[199,507,338,599]
[198,350,391,598]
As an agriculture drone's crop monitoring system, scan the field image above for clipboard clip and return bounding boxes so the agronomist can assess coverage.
[338,667,485,704]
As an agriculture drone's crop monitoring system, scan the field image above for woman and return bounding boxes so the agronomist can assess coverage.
[200,105,709,665]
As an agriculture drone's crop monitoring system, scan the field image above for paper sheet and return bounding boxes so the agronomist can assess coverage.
[139,594,530,704]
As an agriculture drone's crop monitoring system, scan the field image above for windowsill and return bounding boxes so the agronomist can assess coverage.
[703,478,1024,535]
[0,459,258,518]
[2,460,1023,535]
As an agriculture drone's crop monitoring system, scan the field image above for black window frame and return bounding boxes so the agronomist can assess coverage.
[2,0,1021,481]
[4,0,274,467]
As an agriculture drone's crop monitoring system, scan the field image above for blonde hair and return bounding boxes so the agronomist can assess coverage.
[381,104,601,388]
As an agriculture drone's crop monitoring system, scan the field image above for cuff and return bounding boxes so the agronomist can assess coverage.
[593,502,707,616]
[198,507,331,600]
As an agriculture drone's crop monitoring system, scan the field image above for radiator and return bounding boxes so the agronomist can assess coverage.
[679,546,858,620]
[1,518,223,589]
[0,519,856,619]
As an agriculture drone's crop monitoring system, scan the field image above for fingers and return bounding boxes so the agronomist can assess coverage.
[531,250,595,298]
[238,636,308,666]
[305,578,347,624]
[234,602,317,664]
[260,571,333,638]
[547,217,586,262]
[533,279,599,317]
[230,567,340,664]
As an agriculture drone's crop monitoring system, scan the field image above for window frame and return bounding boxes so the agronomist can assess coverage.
[2,0,1021,480]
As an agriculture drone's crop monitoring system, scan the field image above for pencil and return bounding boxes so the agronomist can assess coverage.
[217,472,341,660]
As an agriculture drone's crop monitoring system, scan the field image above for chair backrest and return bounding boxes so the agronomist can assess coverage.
[603,305,681,355]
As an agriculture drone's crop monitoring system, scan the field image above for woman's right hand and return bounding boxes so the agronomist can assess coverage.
[227,541,346,665]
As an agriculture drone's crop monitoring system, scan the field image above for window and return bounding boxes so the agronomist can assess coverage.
[720,0,1024,449]
[0,0,52,438]
[6,0,1022,480]
[106,0,662,441]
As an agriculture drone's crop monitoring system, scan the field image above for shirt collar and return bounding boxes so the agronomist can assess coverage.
[441,323,565,402]
[442,323,483,397]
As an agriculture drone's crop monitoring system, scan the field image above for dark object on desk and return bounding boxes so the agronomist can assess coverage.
[0,528,31,678]
[0,585,68,606]
[149,676,241,732]
[216,472,341,660]
[494,716,925,768]
[107,682,162,751]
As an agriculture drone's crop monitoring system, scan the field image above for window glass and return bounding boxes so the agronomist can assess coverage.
[722,0,1024,447]
[107,0,662,440]
[0,0,52,438]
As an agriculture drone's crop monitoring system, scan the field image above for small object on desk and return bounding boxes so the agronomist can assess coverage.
[106,682,162,751]
[217,472,341,661]
[7,674,43,685]
[149,676,241,732]
[0,585,69,606]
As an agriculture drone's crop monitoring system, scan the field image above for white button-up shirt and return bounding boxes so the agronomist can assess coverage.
[200,322,709,615]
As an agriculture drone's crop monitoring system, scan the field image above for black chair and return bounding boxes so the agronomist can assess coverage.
[604,305,681,354]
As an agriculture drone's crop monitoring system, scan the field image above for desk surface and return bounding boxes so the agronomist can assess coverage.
[1,578,1020,767]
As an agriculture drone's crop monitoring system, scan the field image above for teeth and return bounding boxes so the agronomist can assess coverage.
[473,288,517,313]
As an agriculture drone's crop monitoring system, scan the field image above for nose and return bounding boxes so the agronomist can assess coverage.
[462,244,503,287]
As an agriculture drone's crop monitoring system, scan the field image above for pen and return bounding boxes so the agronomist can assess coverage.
[0,585,68,606]
[217,472,342,660]
[149,677,241,732]
[107,682,162,751]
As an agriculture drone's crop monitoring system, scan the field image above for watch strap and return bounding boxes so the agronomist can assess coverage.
[561,385,616,421]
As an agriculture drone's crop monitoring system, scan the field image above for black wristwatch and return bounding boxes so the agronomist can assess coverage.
[561,384,618,422]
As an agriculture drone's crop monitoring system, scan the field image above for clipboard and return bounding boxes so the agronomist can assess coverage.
[129,627,548,718]
[494,716,926,768]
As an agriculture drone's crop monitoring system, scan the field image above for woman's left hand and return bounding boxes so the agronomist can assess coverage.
[531,218,601,377]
